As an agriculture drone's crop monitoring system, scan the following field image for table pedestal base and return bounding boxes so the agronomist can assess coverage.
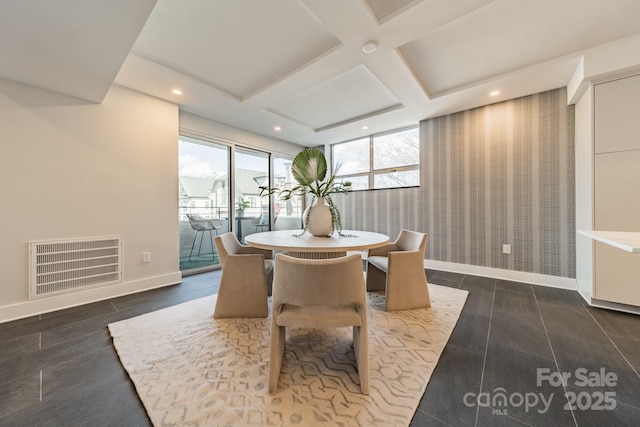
[287,251,346,259]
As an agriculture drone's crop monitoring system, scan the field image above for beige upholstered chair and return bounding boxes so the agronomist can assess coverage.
[213,232,273,319]
[269,254,369,394]
[366,229,431,311]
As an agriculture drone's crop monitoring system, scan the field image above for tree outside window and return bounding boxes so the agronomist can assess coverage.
[332,127,419,190]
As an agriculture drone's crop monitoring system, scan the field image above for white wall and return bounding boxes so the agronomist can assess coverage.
[0,81,181,322]
[0,81,307,323]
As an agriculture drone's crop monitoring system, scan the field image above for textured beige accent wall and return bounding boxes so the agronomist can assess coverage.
[335,87,576,278]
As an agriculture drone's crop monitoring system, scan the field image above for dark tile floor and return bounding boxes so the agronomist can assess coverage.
[418,271,640,427]
[0,269,639,426]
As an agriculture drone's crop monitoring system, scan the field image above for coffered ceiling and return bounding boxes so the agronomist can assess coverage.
[1,0,640,147]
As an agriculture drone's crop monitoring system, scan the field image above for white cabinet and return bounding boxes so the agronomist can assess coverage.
[594,150,640,230]
[594,75,640,154]
[577,73,640,310]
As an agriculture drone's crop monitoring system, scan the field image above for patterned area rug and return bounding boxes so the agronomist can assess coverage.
[108,284,468,426]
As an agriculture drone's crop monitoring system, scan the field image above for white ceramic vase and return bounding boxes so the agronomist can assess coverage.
[304,197,333,237]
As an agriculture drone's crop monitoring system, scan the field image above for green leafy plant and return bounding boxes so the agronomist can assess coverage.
[260,148,351,235]
[236,197,250,210]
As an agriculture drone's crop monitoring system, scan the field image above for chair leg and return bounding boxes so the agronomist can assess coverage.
[189,229,216,262]
[365,263,387,292]
[196,230,206,257]
[205,229,215,261]
[188,230,201,262]
[269,325,286,394]
[212,229,220,262]
[266,269,273,297]
[353,325,369,394]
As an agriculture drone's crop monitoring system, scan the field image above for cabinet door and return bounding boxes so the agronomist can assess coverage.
[593,75,640,305]
[594,74,640,154]
[593,152,640,304]
[593,118,640,305]
[594,150,640,230]
[595,243,640,306]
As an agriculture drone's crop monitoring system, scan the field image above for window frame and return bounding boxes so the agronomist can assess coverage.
[331,125,420,191]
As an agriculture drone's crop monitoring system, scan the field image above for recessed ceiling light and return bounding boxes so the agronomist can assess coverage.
[362,126,369,130]
[362,41,377,54]
[490,90,500,96]
[274,126,281,132]
[172,88,182,95]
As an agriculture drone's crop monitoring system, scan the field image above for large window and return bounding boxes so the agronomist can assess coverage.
[332,127,419,190]
[234,149,269,243]
[273,156,303,220]
[179,137,230,272]
[179,136,300,273]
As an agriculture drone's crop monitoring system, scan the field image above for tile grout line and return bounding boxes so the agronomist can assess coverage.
[418,273,470,427]
[474,285,496,427]
[483,281,537,426]
[582,308,640,381]
[532,290,579,427]
[416,409,454,427]
[39,331,43,402]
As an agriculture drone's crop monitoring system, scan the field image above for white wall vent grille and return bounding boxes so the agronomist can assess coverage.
[29,236,123,299]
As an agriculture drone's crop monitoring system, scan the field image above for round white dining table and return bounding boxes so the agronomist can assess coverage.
[244,229,389,258]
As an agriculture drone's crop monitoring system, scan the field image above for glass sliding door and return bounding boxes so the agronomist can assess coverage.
[234,149,270,243]
[272,156,303,230]
[179,136,230,272]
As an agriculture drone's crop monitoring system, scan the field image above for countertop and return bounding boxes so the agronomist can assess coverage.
[577,230,640,253]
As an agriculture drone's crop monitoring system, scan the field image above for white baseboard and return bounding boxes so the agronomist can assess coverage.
[0,271,183,324]
[578,291,640,315]
[424,260,578,290]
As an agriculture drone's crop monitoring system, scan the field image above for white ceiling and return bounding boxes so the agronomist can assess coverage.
[1,0,640,147]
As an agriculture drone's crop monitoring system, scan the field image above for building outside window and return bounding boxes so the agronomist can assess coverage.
[179,137,230,272]
[178,136,300,273]
[332,126,419,190]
